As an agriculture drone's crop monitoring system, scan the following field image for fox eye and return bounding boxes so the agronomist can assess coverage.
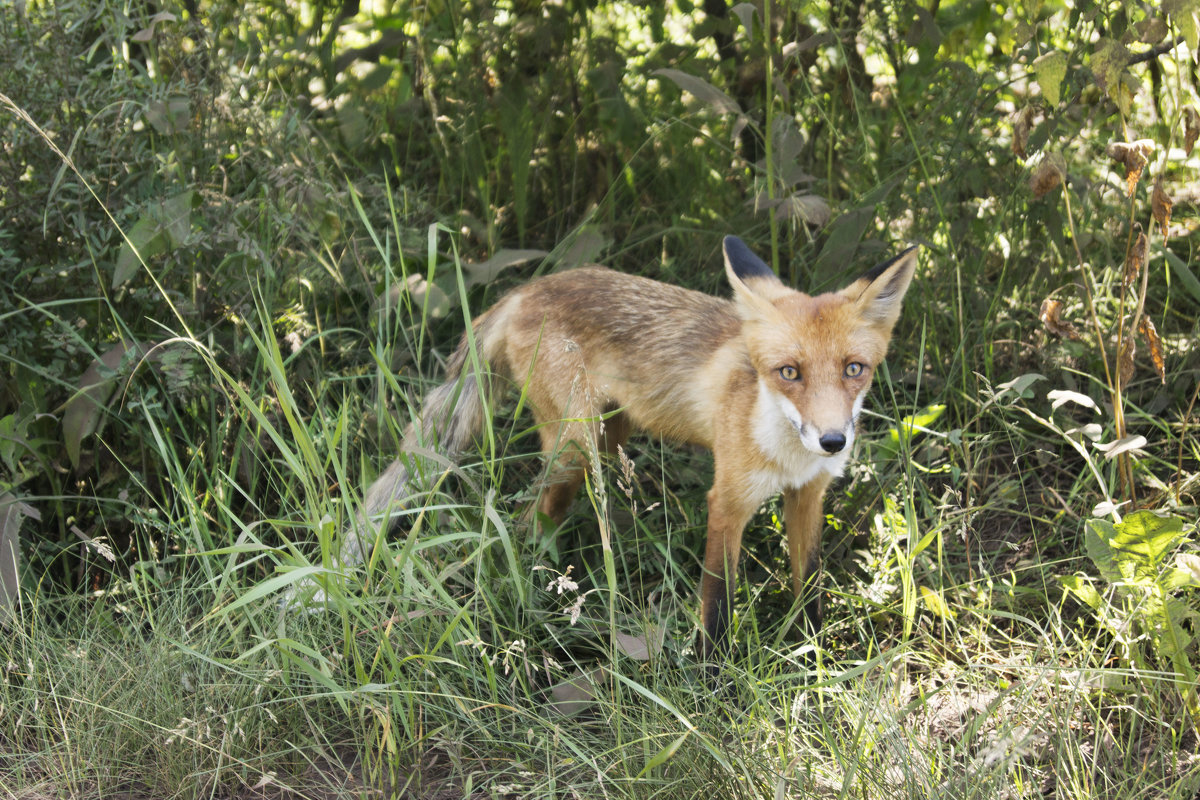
[844,362,865,378]
[779,365,800,381]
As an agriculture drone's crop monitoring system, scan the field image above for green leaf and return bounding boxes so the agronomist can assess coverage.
[1060,575,1103,610]
[1160,246,1200,304]
[1084,518,1123,583]
[639,732,688,776]
[113,191,195,288]
[1032,51,1067,107]
[1109,511,1185,567]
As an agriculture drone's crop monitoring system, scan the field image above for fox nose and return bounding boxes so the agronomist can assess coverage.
[818,432,846,454]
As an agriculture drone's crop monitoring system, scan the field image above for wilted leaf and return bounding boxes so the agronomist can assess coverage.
[1039,298,1080,340]
[1152,179,1173,238]
[1106,140,1153,196]
[1030,154,1065,198]
[1066,422,1104,441]
[1012,106,1037,158]
[1135,17,1170,43]
[1032,51,1068,107]
[1117,336,1136,386]
[1138,315,1166,384]
[130,10,177,42]
[1094,434,1148,459]
[1048,389,1097,411]
[550,668,602,716]
[768,193,832,227]
[402,273,451,319]
[1185,107,1200,156]
[1124,227,1147,288]
[995,372,1046,400]
[653,68,743,116]
[464,249,547,288]
[1,493,38,627]
[730,2,757,32]
[63,342,137,468]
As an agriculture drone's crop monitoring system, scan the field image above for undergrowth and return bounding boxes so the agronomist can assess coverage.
[2,1,1200,798]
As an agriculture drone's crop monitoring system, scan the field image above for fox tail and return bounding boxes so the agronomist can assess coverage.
[341,308,506,565]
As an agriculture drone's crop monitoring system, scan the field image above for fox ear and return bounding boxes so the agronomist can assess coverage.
[723,236,785,308]
[846,246,918,329]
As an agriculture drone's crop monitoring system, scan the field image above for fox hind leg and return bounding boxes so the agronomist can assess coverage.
[533,408,630,524]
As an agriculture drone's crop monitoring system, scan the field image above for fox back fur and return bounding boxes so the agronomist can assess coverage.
[349,236,917,658]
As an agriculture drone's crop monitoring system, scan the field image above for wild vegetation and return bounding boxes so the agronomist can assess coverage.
[2,0,1200,797]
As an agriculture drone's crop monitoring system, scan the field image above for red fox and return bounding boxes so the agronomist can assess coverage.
[348,236,917,659]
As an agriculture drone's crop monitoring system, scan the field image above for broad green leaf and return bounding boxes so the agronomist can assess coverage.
[1166,0,1199,50]
[1084,519,1123,582]
[1109,511,1185,566]
[113,191,195,287]
[1174,553,1200,587]
[1060,575,1102,610]
[1033,51,1067,106]
[1089,38,1129,95]
[1161,246,1200,304]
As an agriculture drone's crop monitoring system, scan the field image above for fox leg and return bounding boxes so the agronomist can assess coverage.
[697,480,759,660]
[783,475,833,637]
[532,410,630,525]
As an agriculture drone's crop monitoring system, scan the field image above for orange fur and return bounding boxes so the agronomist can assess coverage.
[351,236,917,662]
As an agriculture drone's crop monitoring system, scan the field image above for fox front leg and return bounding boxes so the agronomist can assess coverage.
[783,475,833,638]
[697,482,758,662]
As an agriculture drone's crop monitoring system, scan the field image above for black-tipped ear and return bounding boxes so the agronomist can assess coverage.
[849,245,918,327]
[723,236,776,282]
[861,245,919,285]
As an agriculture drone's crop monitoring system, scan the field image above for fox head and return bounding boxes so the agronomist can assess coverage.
[722,236,917,465]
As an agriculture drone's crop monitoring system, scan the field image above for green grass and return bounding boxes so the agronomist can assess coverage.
[4,1,1200,797]
[4,241,1199,798]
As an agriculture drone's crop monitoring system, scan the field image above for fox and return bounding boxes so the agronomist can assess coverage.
[346,236,917,660]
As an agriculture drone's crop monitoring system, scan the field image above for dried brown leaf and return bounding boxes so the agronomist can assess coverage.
[1138,315,1167,384]
[1118,336,1137,387]
[1039,298,1081,340]
[1185,107,1200,156]
[1106,140,1153,196]
[1124,226,1147,288]
[1012,107,1035,159]
[1152,179,1173,238]
[1030,155,1065,199]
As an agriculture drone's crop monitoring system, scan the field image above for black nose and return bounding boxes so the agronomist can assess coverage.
[818,432,846,453]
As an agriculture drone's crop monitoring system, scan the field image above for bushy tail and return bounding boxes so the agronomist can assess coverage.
[341,309,506,565]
